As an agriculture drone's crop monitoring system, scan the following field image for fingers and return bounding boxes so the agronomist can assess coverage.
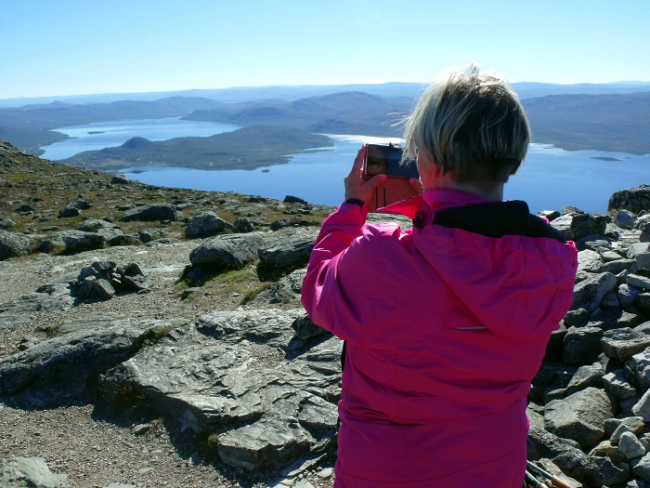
[350,145,367,176]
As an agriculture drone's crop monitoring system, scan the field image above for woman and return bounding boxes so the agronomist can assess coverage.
[301,67,578,487]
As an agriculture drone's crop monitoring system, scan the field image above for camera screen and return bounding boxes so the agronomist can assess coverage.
[366,144,419,179]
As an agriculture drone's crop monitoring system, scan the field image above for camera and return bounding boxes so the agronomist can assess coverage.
[363,142,419,212]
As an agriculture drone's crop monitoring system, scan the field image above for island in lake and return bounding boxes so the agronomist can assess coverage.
[62,125,333,171]
[591,156,623,162]
[88,131,105,135]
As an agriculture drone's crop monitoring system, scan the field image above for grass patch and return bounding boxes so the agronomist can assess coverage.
[239,282,273,306]
[43,319,65,338]
[204,266,259,295]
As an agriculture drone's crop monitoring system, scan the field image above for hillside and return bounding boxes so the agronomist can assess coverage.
[184,91,412,137]
[523,91,650,154]
[61,125,334,170]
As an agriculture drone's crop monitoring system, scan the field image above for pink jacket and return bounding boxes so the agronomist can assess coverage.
[301,189,578,488]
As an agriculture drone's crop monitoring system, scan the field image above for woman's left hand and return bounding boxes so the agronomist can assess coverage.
[344,145,387,203]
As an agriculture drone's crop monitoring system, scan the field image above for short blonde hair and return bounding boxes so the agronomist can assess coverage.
[403,66,530,184]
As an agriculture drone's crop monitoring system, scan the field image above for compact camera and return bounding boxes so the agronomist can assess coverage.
[363,142,419,212]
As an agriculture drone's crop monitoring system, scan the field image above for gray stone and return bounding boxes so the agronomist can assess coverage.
[189,233,265,271]
[292,315,330,341]
[57,205,80,218]
[638,253,650,273]
[284,195,307,204]
[602,328,650,362]
[233,217,255,233]
[121,204,183,222]
[603,369,637,399]
[76,219,118,232]
[578,249,603,273]
[551,214,575,240]
[544,387,613,449]
[602,259,638,275]
[258,231,317,271]
[609,185,650,214]
[634,389,650,421]
[628,243,650,260]
[0,456,68,487]
[576,234,613,253]
[0,218,16,228]
[629,348,650,388]
[572,272,618,313]
[0,281,74,314]
[634,452,650,482]
[563,326,603,365]
[591,308,639,330]
[107,234,141,246]
[564,308,590,326]
[565,363,604,395]
[270,216,303,231]
[539,210,561,221]
[639,294,650,315]
[0,229,31,260]
[122,274,151,291]
[629,274,650,291]
[0,318,182,397]
[60,230,106,254]
[612,418,646,443]
[92,279,115,299]
[620,284,643,310]
[186,212,234,238]
[248,269,306,306]
[110,174,131,184]
[615,210,638,229]
[137,229,165,243]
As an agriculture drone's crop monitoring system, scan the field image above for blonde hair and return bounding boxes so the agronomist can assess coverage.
[403,66,530,184]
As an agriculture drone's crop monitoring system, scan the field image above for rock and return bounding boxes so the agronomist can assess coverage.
[107,234,141,246]
[189,233,265,271]
[564,308,590,326]
[0,229,31,260]
[563,326,603,365]
[620,284,643,310]
[602,259,638,275]
[615,210,638,229]
[544,387,613,449]
[111,174,131,184]
[121,204,183,222]
[0,280,74,314]
[292,315,330,340]
[284,195,307,204]
[271,216,303,231]
[248,269,306,306]
[132,423,152,435]
[258,231,317,271]
[76,219,118,232]
[0,318,184,398]
[572,272,618,313]
[105,311,341,471]
[122,274,150,291]
[0,218,16,228]
[637,253,650,273]
[603,369,637,399]
[565,363,604,395]
[92,279,115,299]
[634,452,650,482]
[0,456,68,487]
[609,185,650,213]
[60,230,106,254]
[137,229,165,243]
[578,249,603,273]
[628,243,650,260]
[629,274,650,291]
[233,217,255,233]
[612,417,646,443]
[551,214,575,240]
[57,205,81,218]
[602,328,650,362]
[186,212,234,238]
[629,348,650,388]
[15,204,35,213]
[633,389,650,421]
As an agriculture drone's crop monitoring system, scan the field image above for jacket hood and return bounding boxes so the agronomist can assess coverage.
[383,189,578,339]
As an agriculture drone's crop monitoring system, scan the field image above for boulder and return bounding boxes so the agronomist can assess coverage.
[121,204,182,222]
[602,328,650,362]
[233,217,255,233]
[107,234,141,246]
[633,389,650,421]
[565,363,604,395]
[76,219,118,232]
[620,284,642,311]
[189,233,265,271]
[602,259,638,275]
[284,195,307,204]
[292,315,330,340]
[629,274,650,291]
[111,174,131,184]
[628,348,650,388]
[563,326,603,365]
[609,185,650,213]
[186,212,234,238]
[57,204,81,218]
[544,387,613,449]
[60,230,105,254]
[578,249,603,273]
[572,272,618,313]
[0,229,31,260]
[258,231,317,271]
[247,269,306,306]
[614,210,638,229]
[612,417,646,443]
[0,457,68,487]
[634,452,650,482]
[0,218,16,228]
[603,369,637,399]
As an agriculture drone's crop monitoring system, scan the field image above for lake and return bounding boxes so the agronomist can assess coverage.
[39,117,240,160]
[41,118,650,214]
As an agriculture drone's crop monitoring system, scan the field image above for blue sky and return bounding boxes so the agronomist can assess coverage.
[1,0,648,99]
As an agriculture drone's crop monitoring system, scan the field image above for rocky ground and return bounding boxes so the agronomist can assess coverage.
[3,140,650,487]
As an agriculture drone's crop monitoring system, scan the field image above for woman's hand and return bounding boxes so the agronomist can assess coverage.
[344,145,387,203]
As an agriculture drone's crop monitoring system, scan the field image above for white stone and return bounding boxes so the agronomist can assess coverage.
[317,468,334,478]
[620,432,646,460]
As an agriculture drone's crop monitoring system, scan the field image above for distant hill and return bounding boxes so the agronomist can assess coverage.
[0,126,69,155]
[185,91,412,137]
[523,92,650,154]
[61,125,333,171]
[2,81,650,108]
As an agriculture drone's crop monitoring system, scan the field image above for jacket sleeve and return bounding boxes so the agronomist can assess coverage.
[301,201,381,345]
